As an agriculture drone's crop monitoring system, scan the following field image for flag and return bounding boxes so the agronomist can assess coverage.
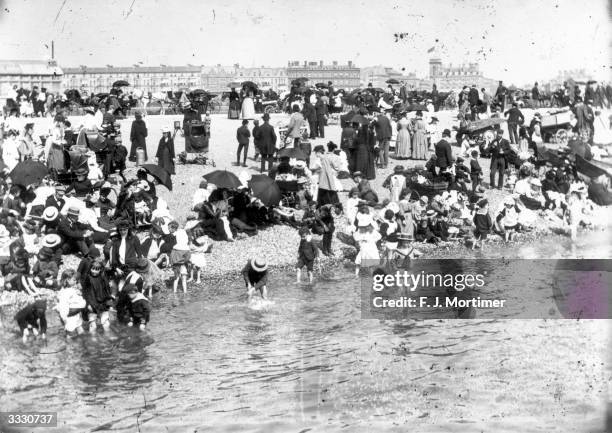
[427,46,435,53]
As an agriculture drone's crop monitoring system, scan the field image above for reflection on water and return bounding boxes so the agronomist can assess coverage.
[0,232,609,432]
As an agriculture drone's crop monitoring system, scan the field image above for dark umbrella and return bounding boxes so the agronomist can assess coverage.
[241,81,258,89]
[406,104,429,112]
[315,82,328,89]
[190,89,208,96]
[292,87,307,94]
[112,80,130,87]
[248,175,282,206]
[140,164,173,190]
[350,114,370,125]
[587,80,598,85]
[291,78,309,86]
[277,147,307,160]
[227,82,241,88]
[203,170,242,189]
[386,78,400,85]
[10,160,49,187]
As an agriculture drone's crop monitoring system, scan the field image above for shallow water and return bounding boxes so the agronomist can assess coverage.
[0,231,610,432]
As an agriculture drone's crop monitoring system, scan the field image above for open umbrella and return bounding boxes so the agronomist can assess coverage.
[112,80,130,87]
[277,147,307,160]
[241,81,258,89]
[203,170,242,189]
[190,89,208,96]
[140,164,173,190]
[406,104,429,112]
[10,160,48,187]
[386,78,400,85]
[315,82,328,89]
[291,78,309,86]
[227,82,241,88]
[248,175,282,206]
[350,114,370,125]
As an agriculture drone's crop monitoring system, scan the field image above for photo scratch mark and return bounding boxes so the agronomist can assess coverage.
[53,0,68,24]
[125,0,136,19]
[213,9,216,23]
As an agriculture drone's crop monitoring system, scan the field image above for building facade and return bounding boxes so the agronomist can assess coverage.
[62,65,202,94]
[428,58,497,93]
[0,59,63,99]
[200,65,237,93]
[235,67,288,92]
[287,61,360,90]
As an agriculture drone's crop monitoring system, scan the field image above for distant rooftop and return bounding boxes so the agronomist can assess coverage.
[63,65,201,74]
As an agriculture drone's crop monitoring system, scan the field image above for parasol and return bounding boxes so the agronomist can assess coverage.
[227,82,241,88]
[241,81,258,89]
[291,77,309,86]
[248,174,282,206]
[10,160,49,187]
[203,170,242,189]
[406,104,429,112]
[386,78,400,84]
[315,82,328,89]
[112,80,130,87]
[465,118,506,133]
[190,89,208,96]
[140,164,173,190]
[350,114,370,125]
[277,147,307,160]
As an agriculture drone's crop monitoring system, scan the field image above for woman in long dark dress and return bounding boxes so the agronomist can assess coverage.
[129,112,148,162]
[155,127,175,175]
[353,123,377,180]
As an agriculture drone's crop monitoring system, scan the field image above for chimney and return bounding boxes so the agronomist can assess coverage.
[51,40,55,59]
[348,61,352,68]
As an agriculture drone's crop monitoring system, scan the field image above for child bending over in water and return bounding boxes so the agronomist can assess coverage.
[296,227,319,283]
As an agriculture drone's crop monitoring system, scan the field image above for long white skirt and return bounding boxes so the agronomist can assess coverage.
[241,97,256,120]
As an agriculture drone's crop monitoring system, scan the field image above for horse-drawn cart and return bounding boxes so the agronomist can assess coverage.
[540,110,573,145]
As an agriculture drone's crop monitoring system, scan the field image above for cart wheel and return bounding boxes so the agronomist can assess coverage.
[556,129,568,145]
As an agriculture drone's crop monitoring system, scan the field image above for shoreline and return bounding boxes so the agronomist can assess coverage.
[0,219,590,319]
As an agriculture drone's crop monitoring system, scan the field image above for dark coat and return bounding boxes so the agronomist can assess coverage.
[468,88,479,105]
[57,215,86,241]
[110,235,142,270]
[434,139,453,169]
[130,119,148,155]
[255,122,277,155]
[315,99,328,117]
[489,137,511,167]
[302,102,316,122]
[155,137,175,175]
[14,303,47,333]
[236,125,251,145]
[45,195,65,211]
[374,114,392,140]
[82,273,112,314]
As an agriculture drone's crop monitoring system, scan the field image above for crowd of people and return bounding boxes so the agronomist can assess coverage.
[2,74,611,344]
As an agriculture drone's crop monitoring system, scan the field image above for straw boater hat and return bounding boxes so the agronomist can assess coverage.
[162,126,171,133]
[251,258,268,272]
[43,206,59,222]
[67,207,80,218]
[42,234,61,249]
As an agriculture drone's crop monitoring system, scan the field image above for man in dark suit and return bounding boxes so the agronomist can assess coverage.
[374,111,392,168]
[434,129,454,175]
[504,102,524,144]
[45,185,66,211]
[489,129,510,189]
[57,207,92,256]
[468,84,480,120]
[314,95,328,138]
[255,113,277,173]
[495,81,507,111]
[302,100,317,139]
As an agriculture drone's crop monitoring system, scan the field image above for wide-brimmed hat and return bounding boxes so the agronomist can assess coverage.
[504,196,515,205]
[42,234,61,248]
[136,257,149,272]
[251,258,268,272]
[352,171,363,178]
[161,126,171,133]
[42,206,59,222]
[67,207,80,217]
[530,178,542,187]
[393,165,405,173]
[426,209,436,217]
[419,196,429,204]
[74,167,88,176]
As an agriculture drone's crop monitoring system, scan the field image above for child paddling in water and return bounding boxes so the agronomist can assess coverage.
[242,258,269,299]
[296,227,319,283]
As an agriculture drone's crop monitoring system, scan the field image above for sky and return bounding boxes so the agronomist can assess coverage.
[0,0,610,86]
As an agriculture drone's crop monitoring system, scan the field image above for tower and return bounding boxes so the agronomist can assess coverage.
[429,58,442,78]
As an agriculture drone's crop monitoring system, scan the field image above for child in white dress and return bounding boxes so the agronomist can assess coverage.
[352,215,381,276]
